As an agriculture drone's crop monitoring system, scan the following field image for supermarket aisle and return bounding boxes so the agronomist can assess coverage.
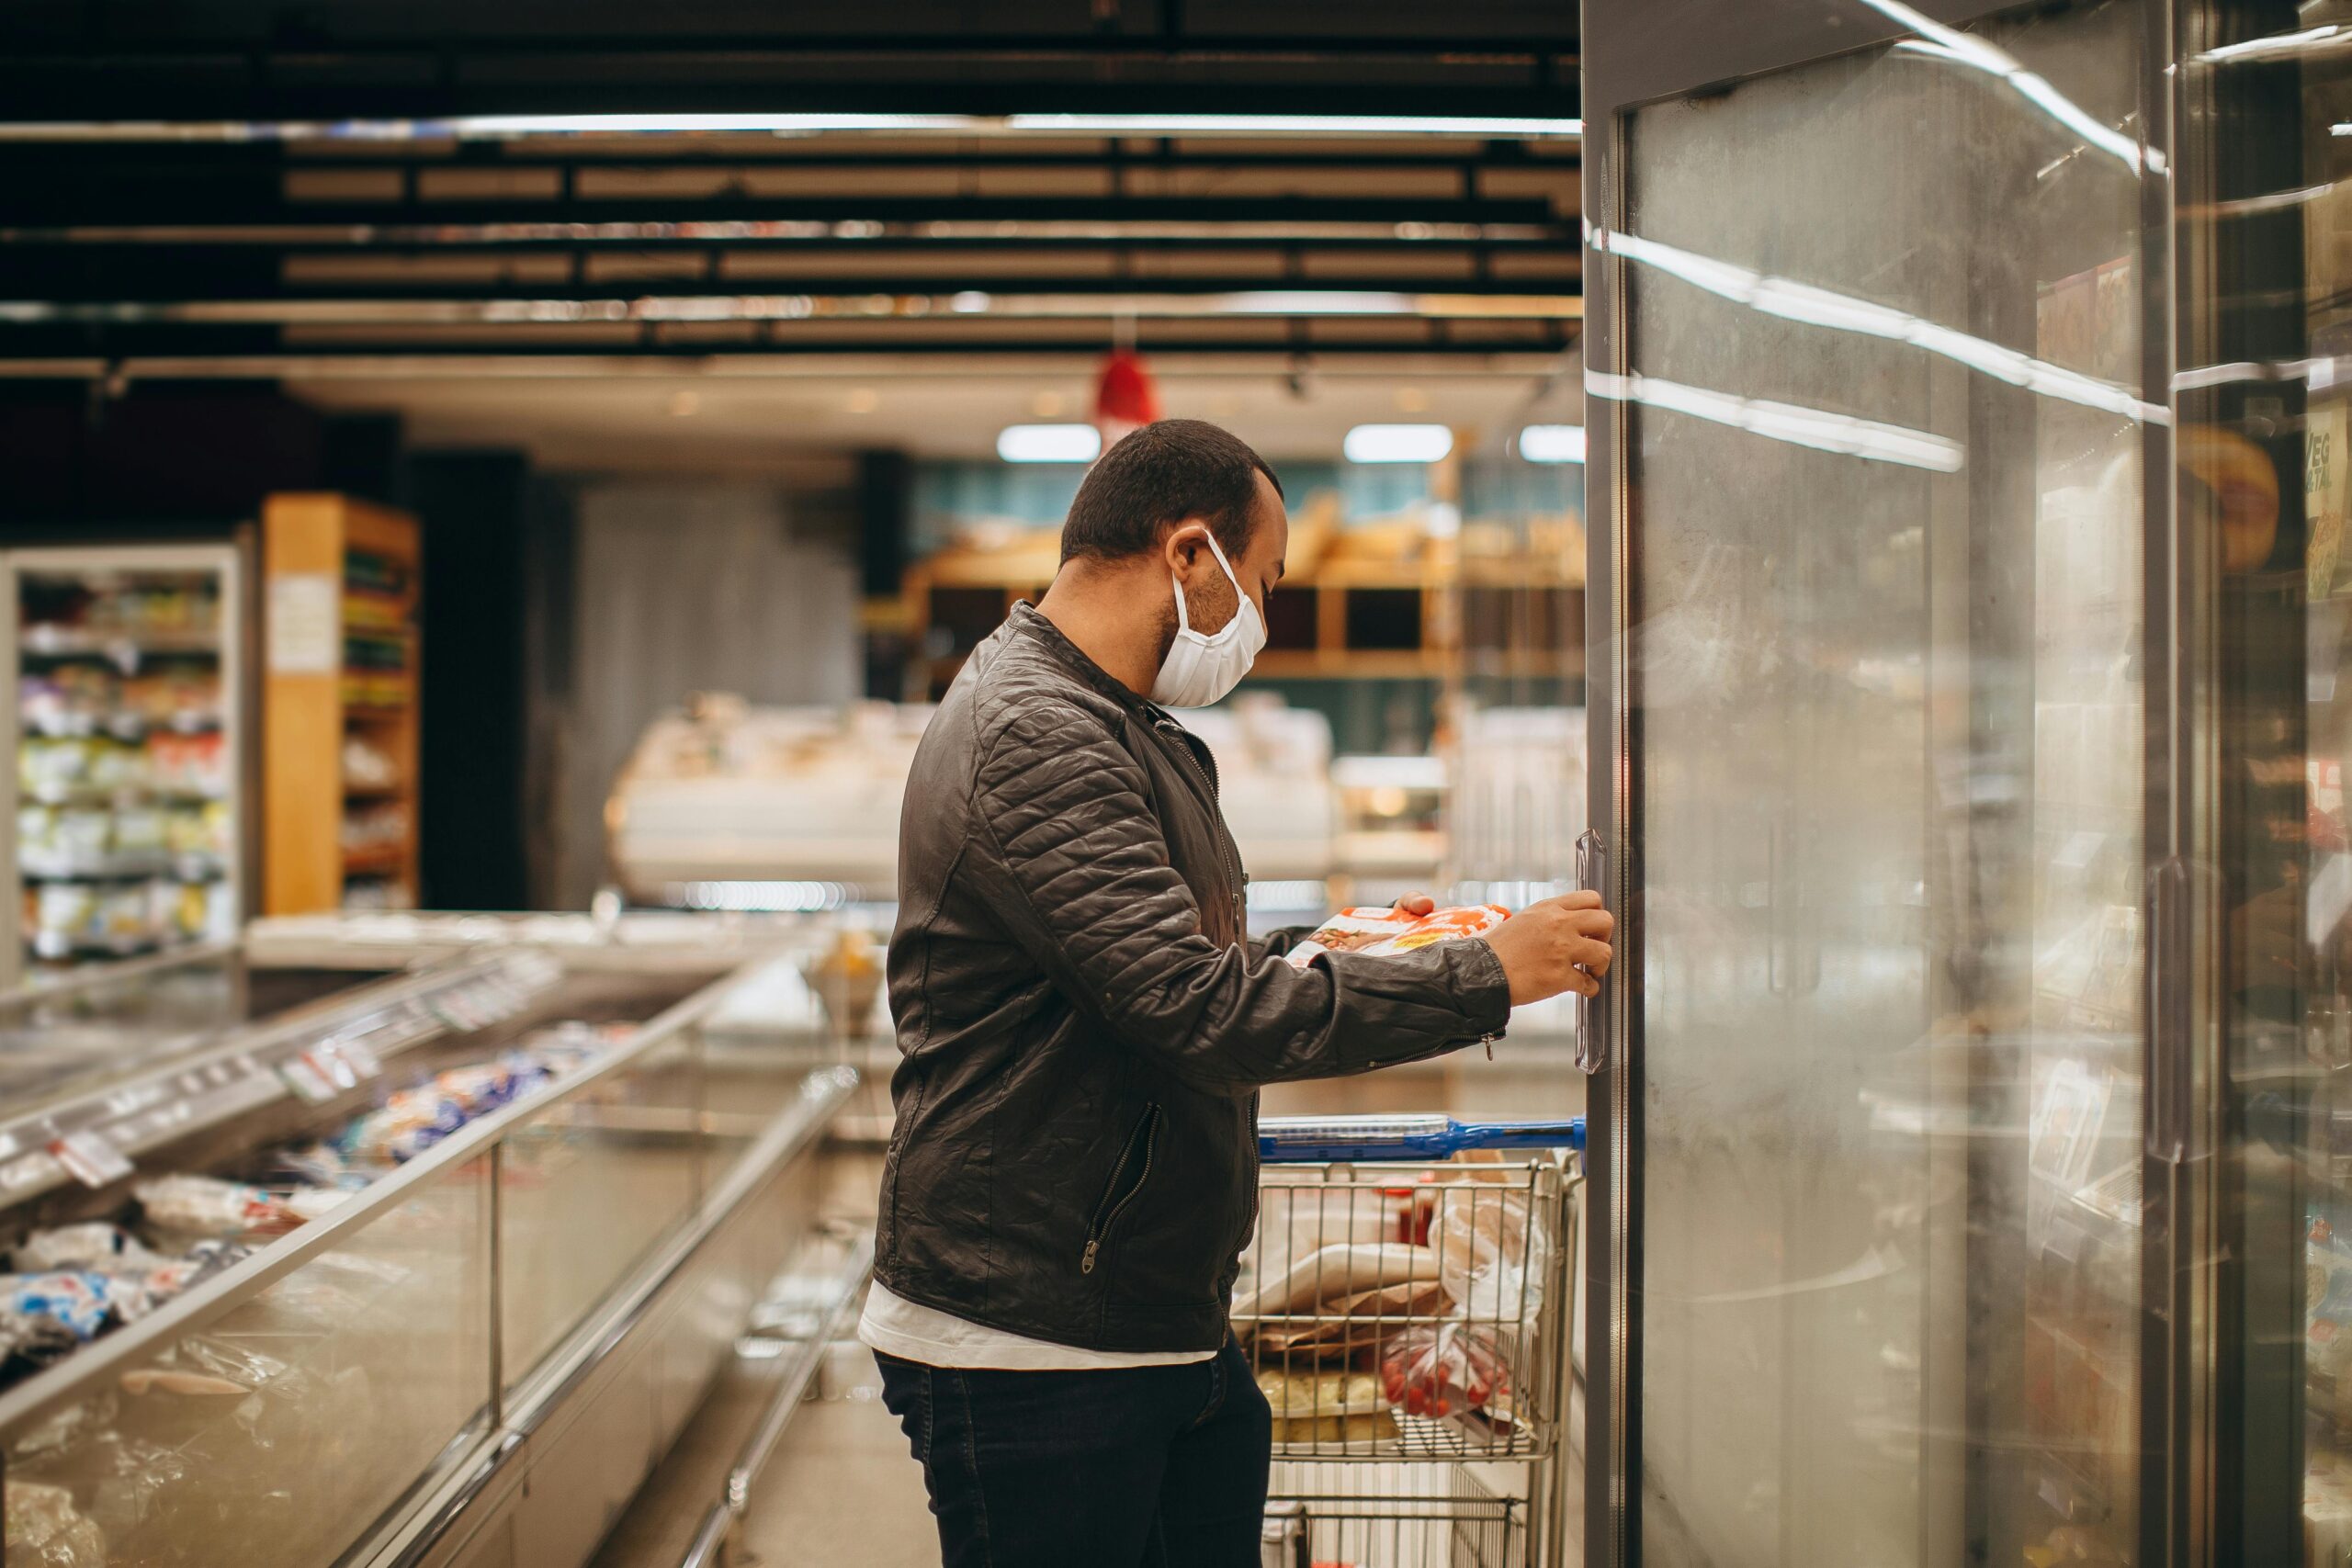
[736,1360,934,1565]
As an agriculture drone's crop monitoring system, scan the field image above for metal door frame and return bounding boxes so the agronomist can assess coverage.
[1577,3,2183,1563]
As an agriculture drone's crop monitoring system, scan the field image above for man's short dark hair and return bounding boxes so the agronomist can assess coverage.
[1059,419,1283,564]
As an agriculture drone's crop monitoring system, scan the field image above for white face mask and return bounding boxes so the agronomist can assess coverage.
[1148,531,1267,708]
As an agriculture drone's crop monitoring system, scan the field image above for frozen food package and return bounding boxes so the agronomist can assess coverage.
[338,1088,468,1163]
[1,1305,83,1387]
[2,1270,132,1344]
[1233,1242,1443,1320]
[132,1175,303,1244]
[11,1224,167,1276]
[1283,904,1510,970]
[4,1478,107,1566]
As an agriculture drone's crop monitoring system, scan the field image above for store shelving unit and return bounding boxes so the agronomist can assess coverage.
[0,544,245,979]
[899,522,1585,700]
[261,493,422,915]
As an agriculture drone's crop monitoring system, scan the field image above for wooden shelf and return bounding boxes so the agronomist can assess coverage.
[264,493,423,915]
[342,845,411,876]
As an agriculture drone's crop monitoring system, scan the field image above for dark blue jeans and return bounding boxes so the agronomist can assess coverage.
[874,1337,1271,1567]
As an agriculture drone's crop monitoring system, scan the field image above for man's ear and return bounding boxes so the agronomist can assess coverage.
[1161,521,1210,578]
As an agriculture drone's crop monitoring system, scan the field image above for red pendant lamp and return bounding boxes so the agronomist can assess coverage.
[1093,348,1161,452]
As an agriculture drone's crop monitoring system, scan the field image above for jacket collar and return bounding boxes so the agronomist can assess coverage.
[1007,602,1166,721]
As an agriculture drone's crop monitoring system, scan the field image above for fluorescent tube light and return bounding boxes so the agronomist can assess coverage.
[1343,424,1453,464]
[1519,424,1587,463]
[998,423,1102,463]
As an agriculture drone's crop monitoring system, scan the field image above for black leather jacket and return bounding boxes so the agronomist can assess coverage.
[874,604,1512,1353]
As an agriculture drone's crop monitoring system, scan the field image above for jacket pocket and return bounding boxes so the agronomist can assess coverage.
[1080,1103,1162,1276]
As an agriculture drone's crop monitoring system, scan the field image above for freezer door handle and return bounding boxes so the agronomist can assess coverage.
[2146,855,2199,1164]
[1575,829,1607,1074]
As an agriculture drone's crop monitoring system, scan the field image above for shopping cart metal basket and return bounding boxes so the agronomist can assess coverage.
[1240,1115,1584,1568]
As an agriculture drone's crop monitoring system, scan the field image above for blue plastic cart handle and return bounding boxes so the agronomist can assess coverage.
[1256,1114,1586,1163]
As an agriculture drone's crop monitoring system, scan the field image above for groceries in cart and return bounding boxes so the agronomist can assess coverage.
[1255,1367,1396,1446]
[1236,1149,1561,1455]
[1281,903,1510,970]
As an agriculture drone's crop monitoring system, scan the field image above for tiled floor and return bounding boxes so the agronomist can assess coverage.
[735,1369,938,1566]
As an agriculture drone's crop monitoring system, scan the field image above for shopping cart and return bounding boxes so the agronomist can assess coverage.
[1239,1115,1583,1568]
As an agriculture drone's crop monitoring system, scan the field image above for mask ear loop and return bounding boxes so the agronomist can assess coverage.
[1170,527,1245,640]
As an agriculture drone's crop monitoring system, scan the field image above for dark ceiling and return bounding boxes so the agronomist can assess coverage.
[0,1,1583,372]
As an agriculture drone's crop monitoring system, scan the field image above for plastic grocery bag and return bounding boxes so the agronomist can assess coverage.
[1430,1170,1549,1326]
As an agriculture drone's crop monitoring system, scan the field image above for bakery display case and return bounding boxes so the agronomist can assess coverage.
[605,694,1342,903]
[0,917,852,1568]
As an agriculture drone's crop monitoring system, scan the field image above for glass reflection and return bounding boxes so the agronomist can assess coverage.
[1622,2,2146,1562]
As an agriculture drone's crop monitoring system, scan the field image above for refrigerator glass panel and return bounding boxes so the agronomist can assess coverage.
[13,552,240,972]
[2190,17,2352,1562]
[1618,4,2147,1562]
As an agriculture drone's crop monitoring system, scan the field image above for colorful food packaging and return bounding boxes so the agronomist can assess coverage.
[10,1224,167,1277]
[1283,904,1511,970]
[1,1271,127,1342]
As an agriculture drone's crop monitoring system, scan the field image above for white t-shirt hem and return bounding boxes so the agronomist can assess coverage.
[858,1281,1217,1371]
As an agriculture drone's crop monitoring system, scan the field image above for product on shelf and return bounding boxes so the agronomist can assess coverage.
[0,1026,617,1396]
[28,881,164,959]
[341,734,401,792]
[339,801,410,858]
[132,1177,306,1247]
[143,730,226,798]
[120,666,223,732]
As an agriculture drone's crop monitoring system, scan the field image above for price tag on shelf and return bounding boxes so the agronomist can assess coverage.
[49,1130,134,1189]
[337,1038,383,1079]
[278,1055,338,1105]
[266,572,338,674]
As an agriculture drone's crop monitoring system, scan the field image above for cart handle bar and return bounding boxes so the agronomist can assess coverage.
[1257,1113,1585,1164]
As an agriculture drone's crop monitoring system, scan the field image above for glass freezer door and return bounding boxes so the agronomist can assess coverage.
[1,544,244,983]
[1581,3,2164,1564]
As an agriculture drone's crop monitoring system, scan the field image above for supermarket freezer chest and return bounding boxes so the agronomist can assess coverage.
[0,921,851,1568]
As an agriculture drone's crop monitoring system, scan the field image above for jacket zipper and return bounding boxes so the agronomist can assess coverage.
[1082,1104,1161,1275]
[1154,716,1248,943]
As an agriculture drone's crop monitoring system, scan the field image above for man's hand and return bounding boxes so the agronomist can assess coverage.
[1484,892,1615,1005]
[1392,893,1437,918]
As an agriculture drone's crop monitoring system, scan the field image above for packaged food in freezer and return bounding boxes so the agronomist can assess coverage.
[132,1176,304,1245]
[10,1224,168,1276]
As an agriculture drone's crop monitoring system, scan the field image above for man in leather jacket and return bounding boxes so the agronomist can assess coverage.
[861,419,1614,1567]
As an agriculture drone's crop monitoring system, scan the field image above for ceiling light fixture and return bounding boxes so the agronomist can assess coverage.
[0,112,1581,146]
[1519,424,1586,463]
[997,423,1102,464]
[1343,424,1453,464]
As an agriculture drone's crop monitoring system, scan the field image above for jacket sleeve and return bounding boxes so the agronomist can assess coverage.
[1251,926,1316,962]
[971,699,1510,1091]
